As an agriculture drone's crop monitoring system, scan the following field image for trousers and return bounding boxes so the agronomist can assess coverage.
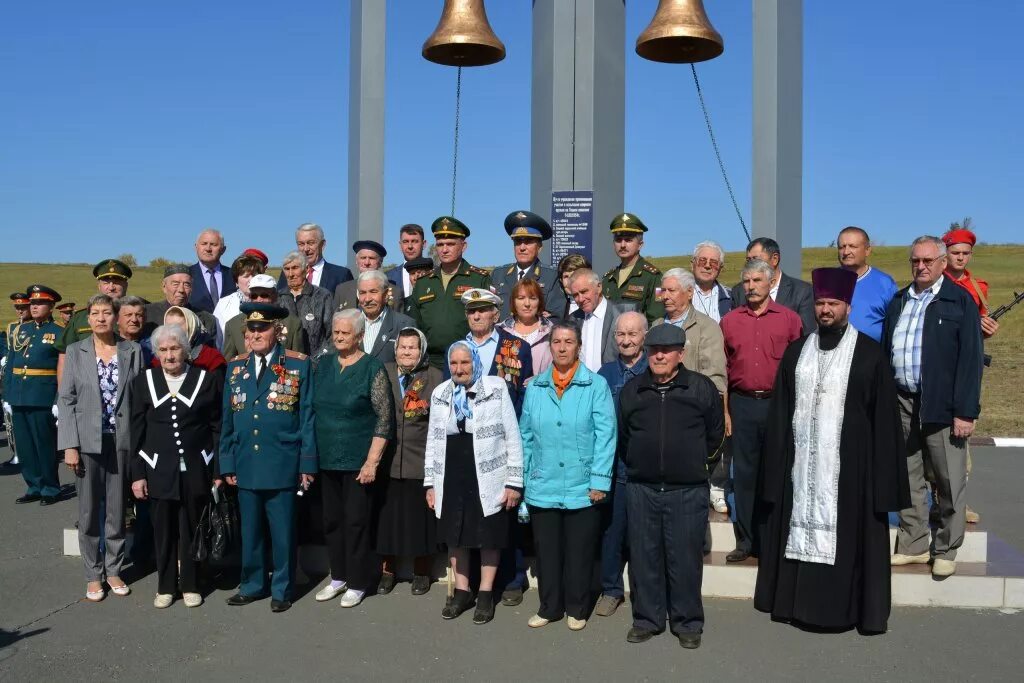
[12,406,60,497]
[530,504,602,620]
[150,478,206,595]
[76,435,126,581]
[599,479,631,598]
[729,394,771,554]
[238,487,296,601]
[321,470,379,592]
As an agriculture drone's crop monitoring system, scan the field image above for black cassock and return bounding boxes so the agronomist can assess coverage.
[754,329,910,633]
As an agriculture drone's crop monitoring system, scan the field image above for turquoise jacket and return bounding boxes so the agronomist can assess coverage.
[520,363,616,509]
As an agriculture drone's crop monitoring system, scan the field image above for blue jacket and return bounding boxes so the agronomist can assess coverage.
[520,363,616,509]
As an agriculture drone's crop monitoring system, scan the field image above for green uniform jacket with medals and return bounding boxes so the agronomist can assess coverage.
[603,256,665,325]
[5,320,62,407]
[407,259,492,368]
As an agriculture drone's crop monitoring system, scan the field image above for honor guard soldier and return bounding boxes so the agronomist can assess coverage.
[8,285,64,504]
[407,216,493,368]
[2,292,32,467]
[602,213,665,324]
[57,259,134,355]
[55,302,75,327]
[219,302,317,613]
[491,210,563,319]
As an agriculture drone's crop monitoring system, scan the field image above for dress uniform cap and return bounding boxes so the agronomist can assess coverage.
[240,302,288,325]
[461,288,501,311]
[248,274,278,291]
[26,284,62,304]
[644,322,685,348]
[504,210,552,241]
[403,257,435,273]
[10,292,30,305]
[431,216,471,239]
[352,240,387,259]
[56,302,76,312]
[92,259,133,280]
[609,212,648,234]
[942,229,977,248]
[163,263,191,278]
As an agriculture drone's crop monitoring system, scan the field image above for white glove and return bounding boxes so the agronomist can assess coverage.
[0,355,7,369]
[2,401,10,416]
[52,404,59,419]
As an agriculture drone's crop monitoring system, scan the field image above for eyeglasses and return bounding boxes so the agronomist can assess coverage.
[694,257,721,269]
[909,257,943,267]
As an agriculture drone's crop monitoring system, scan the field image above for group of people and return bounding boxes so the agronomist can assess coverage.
[0,212,995,645]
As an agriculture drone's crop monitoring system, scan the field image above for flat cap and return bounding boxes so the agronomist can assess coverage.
[609,212,648,234]
[163,263,191,278]
[431,216,470,239]
[644,322,686,348]
[504,210,552,241]
[93,259,133,280]
[352,240,387,259]
[26,284,62,304]
[461,287,501,311]
[403,256,435,273]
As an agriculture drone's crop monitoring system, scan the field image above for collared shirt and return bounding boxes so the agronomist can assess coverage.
[580,297,608,372]
[891,276,944,393]
[203,265,223,300]
[769,277,780,302]
[693,283,722,322]
[309,258,326,287]
[721,300,803,392]
[465,328,500,375]
[363,309,386,353]
[849,266,898,342]
[401,266,413,298]
[664,307,691,328]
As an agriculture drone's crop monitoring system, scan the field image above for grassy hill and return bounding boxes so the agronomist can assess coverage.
[2,244,1022,435]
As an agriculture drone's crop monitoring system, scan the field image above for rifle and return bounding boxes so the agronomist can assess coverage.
[983,290,1023,367]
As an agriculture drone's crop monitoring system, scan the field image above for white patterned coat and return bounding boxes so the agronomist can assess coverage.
[423,376,524,518]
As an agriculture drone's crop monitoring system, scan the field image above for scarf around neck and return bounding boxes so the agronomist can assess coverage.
[448,340,483,420]
[552,360,579,399]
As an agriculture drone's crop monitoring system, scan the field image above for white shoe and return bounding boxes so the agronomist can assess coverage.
[339,589,365,608]
[153,594,174,609]
[567,617,587,631]
[183,592,203,608]
[315,582,346,602]
[890,552,930,566]
[528,614,550,628]
[711,497,729,514]
[932,558,957,577]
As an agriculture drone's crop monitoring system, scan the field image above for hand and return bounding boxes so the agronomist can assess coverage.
[131,479,148,500]
[502,487,522,510]
[980,316,999,338]
[425,488,435,510]
[213,478,223,489]
[356,460,378,485]
[952,417,975,440]
[299,473,315,490]
[51,404,59,419]
[588,489,607,504]
[724,410,733,438]
[64,448,80,471]
[225,475,238,486]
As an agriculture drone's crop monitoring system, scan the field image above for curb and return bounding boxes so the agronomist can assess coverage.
[970,437,1024,447]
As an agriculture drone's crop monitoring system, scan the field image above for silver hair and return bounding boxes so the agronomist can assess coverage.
[116,295,146,309]
[332,308,365,335]
[910,235,947,257]
[357,269,390,289]
[569,268,601,288]
[196,228,224,244]
[692,240,725,265]
[661,268,695,291]
[296,223,325,242]
[282,250,308,269]
[742,259,775,282]
[150,323,191,356]
[615,310,649,333]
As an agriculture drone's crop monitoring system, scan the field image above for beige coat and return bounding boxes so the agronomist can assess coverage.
[654,309,727,393]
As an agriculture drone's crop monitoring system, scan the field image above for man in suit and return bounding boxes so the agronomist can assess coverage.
[570,269,637,371]
[730,237,815,335]
[144,264,218,338]
[277,223,353,294]
[333,240,403,313]
[386,223,427,299]
[602,213,665,325]
[189,228,237,314]
[354,270,414,364]
[690,240,732,322]
[491,210,562,319]
[222,275,306,359]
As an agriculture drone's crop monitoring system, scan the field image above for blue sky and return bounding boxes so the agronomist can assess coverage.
[2,1,1021,267]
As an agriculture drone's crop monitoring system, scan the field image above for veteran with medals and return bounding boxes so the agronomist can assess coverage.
[219,303,317,613]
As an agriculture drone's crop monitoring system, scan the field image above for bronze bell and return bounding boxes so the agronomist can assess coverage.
[422,0,506,67]
[636,0,724,64]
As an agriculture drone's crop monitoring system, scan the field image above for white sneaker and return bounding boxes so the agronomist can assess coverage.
[528,614,550,628]
[183,592,203,608]
[890,551,930,566]
[932,558,957,577]
[567,617,587,631]
[340,589,365,608]
[315,582,346,602]
[711,497,729,514]
[153,594,173,609]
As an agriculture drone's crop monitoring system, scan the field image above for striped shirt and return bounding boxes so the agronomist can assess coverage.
[891,276,944,393]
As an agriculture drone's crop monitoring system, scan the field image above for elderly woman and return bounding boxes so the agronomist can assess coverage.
[312,309,395,608]
[212,253,266,347]
[376,327,444,596]
[519,320,615,631]
[279,249,334,356]
[57,294,143,602]
[424,341,523,624]
[129,324,223,608]
[160,306,226,379]
[499,278,553,377]
[556,253,592,319]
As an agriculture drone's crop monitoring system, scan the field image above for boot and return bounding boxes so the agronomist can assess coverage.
[441,589,474,620]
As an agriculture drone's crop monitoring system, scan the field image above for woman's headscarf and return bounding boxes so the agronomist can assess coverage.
[165,306,206,362]
[395,326,430,377]
[447,340,483,421]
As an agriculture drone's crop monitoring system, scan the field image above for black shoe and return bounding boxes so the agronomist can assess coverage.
[411,575,431,596]
[270,599,292,613]
[15,494,41,504]
[39,496,58,506]
[473,591,495,625]
[226,593,263,606]
[627,627,658,643]
[677,632,702,649]
[441,589,475,620]
[500,587,523,606]
[377,572,396,595]
[726,548,751,563]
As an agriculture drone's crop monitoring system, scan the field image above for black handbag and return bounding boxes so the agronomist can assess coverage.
[190,502,212,562]
[209,487,240,562]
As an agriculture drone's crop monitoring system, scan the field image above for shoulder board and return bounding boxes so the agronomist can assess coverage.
[642,262,661,275]
[231,353,251,362]
[604,268,617,280]
[505,265,515,275]
[468,265,491,276]
[284,349,308,360]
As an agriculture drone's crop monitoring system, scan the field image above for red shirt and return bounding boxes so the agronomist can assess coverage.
[721,301,802,392]
[946,268,989,315]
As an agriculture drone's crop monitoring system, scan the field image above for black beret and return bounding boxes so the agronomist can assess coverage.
[403,257,435,272]
[352,240,387,259]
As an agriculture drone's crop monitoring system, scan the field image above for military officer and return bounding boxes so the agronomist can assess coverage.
[332,240,403,313]
[602,213,665,324]
[2,293,32,467]
[219,303,317,613]
[491,210,562,319]
[55,302,75,326]
[407,216,493,368]
[8,285,64,504]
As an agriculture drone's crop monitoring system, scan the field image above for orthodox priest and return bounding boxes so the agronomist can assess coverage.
[754,267,910,634]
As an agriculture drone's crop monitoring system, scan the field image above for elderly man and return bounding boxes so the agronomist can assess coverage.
[618,323,724,648]
[755,268,909,634]
[883,236,983,577]
[942,226,999,339]
[386,223,427,299]
[277,222,353,294]
[721,260,802,562]
[353,270,415,364]
[731,237,814,335]
[144,264,217,338]
[188,228,236,314]
[222,275,306,359]
[690,241,732,322]
[220,303,317,612]
[602,213,664,324]
[570,269,636,372]
[491,210,562,318]
[595,311,649,617]
[278,250,334,357]
[333,240,402,312]
[836,226,898,342]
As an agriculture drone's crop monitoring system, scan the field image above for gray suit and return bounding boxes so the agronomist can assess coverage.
[365,309,415,364]
[491,260,562,319]
[333,278,405,314]
[572,300,637,366]
[57,337,143,581]
[730,271,815,335]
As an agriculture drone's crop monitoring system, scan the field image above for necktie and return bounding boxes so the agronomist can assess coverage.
[306,266,314,284]
[208,269,219,302]
[518,269,526,281]
[256,355,266,383]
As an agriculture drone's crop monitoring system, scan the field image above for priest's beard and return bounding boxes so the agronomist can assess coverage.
[817,320,849,351]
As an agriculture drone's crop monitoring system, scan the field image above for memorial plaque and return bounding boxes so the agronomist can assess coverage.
[549,190,594,266]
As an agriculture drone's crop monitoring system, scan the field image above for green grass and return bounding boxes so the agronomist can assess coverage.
[3,246,1022,435]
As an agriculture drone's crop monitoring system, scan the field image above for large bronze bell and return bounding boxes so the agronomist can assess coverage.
[636,0,724,64]
[422,0,506,67]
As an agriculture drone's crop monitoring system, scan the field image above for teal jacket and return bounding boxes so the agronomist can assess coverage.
[4,319,62,407]
[520,363,616,509]
[218,345,317,489]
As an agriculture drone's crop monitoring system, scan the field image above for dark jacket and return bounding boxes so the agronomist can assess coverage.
[731,271,815,335]
[277,261,353,297]
[598,353,649,483]
[383,362,444,480]
[881,277,983,424]
[279,283,335,356]
[189,262,237,314]
[618,365,725,487]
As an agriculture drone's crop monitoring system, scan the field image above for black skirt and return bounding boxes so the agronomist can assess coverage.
[437,430,510,551]
[376,477,437,557]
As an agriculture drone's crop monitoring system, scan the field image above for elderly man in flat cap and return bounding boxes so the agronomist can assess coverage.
[144,264,217,339]
[333,240,403,313]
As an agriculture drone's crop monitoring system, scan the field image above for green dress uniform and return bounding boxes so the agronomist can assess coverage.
[602,213,665,324]
[55,259,133,354]
[407,217,493,368]
[218,309,317,602]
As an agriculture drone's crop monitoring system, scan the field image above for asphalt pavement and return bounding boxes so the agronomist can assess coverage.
[1,442,1023,681]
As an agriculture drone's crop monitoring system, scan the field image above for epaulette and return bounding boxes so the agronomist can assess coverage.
[468,265,491,276]
[505,265,515,276]
[604,267,617,280]
[284,349,308,360]
[231,352,251,362]
[642,262,661,275]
